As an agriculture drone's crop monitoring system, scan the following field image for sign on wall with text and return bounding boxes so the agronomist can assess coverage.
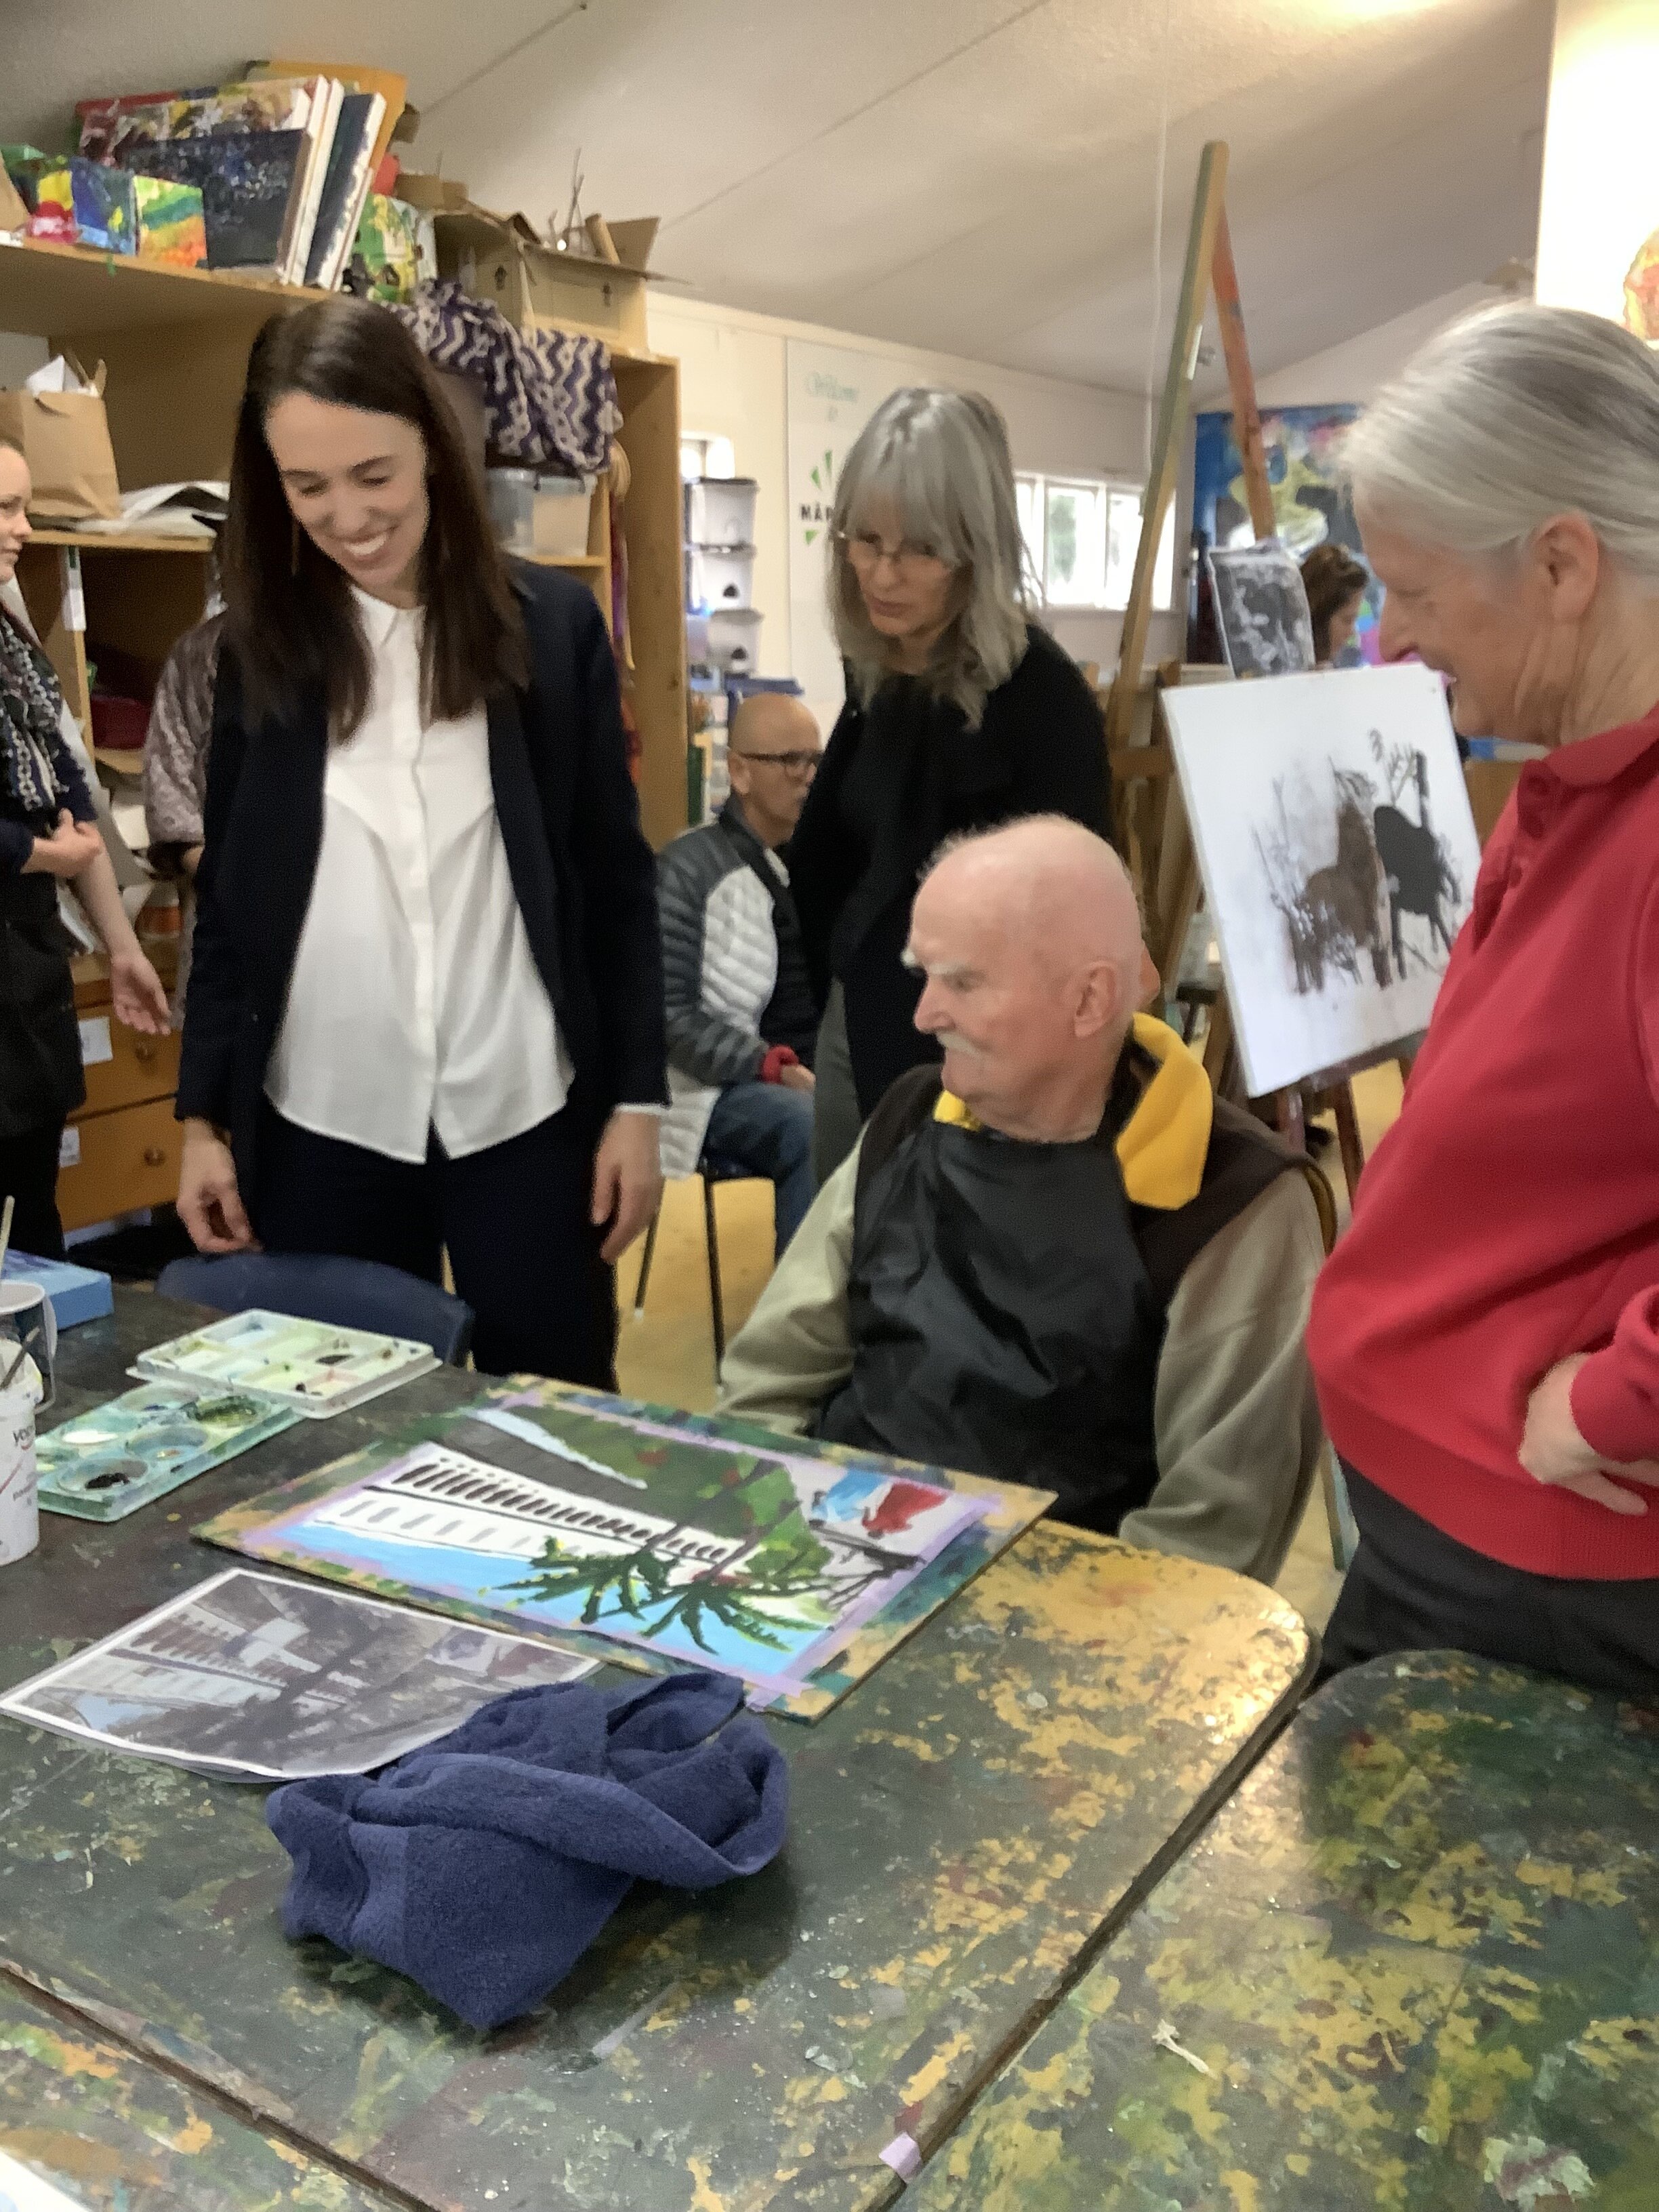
[785,338,896,713]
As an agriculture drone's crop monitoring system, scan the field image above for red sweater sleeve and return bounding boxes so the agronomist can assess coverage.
[1570,874,1659,1462]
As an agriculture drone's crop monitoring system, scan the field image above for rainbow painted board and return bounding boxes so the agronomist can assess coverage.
[197,1383,1053,1717]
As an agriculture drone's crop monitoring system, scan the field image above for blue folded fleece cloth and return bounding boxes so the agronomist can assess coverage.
[266,1668,788,2030]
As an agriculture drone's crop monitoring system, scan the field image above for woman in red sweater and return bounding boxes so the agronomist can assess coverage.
[1309,303,1659,1693]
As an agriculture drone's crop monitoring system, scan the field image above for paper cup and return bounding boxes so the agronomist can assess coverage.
[0,1385,37,1567]
[0,1279,55,1410]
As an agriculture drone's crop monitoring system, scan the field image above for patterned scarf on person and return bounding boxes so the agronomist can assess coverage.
[0,602,77,826]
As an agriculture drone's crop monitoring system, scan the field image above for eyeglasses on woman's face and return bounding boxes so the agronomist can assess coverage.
[836,529,952,581]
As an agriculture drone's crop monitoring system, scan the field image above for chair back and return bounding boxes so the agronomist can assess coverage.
[155,1252,474,1366]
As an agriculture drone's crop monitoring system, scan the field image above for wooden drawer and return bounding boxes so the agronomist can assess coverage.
[58,1097,182,1233]
[73,1009,180,1118]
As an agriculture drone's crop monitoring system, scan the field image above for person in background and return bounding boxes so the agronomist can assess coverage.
[1309,302,1659,1694]
[142,609,223,1017]
[1300,541,1369,668]
[656,693,822,1255]
[0,436,170,1256]
[175,300,665,1383]
[787,388,1112,1182]
[721,817,1326,1578]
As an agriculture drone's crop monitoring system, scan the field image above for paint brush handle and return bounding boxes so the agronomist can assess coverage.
[0,1338,29,1396]
[0,1193,14,1282]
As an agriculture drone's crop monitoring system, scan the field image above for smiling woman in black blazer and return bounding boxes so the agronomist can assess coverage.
[176,299,665,1385]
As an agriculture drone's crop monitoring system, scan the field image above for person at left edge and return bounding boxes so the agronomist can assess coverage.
[174,300,666,1385]
[0,435,170,1259]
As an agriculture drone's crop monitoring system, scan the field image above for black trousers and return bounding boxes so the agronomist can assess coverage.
[1323,1463,1659,1698]
[252,1104,616,1387]
[0,1121,67,1261]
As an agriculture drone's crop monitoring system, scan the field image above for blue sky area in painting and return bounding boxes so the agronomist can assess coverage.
[266,1518,820,1681]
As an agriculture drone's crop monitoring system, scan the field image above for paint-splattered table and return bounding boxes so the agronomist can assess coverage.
[909,1650,1659,2210]
[0,1294,1314,2212]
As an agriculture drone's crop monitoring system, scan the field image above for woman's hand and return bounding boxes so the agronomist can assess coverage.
[590,1109,663,1265]
[1519,1353,1659,1515]
[22,811,103,880]
[177,1119,258,1254]
[109,947,171,1036]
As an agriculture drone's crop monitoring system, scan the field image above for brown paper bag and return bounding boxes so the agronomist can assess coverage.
[0,360,122,519]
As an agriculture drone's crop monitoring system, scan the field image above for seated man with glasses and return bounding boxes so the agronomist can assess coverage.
[718,815,1327,1577]
[657,694,824,1254]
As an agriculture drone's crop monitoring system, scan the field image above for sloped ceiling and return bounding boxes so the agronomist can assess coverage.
[3,0,1550,393]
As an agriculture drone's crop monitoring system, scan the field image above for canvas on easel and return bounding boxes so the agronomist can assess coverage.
[1161,662,1480,1097]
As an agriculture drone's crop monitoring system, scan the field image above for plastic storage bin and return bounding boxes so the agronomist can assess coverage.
[684,476,758,550]
[534,475,594,558]
[705,607,763,675]
[686,543,756,610]
[486,467,537,552]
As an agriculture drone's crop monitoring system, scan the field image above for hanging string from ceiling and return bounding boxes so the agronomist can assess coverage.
[1144,0,1174,479]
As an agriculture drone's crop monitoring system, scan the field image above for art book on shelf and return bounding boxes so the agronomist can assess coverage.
[100,75,342,283]
[121,131,307,276]
[304,89,386,291]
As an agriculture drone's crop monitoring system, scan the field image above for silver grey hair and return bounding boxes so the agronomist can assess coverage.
[1344,302,1659,590]
[829,386,1033,729]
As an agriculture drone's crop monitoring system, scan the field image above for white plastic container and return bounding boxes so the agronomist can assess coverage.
[685,477,758,550]
[486,467,537,552]
[0,1387,37,1568]
[687,544,756,611]
[533,474,594,558]
[706,606,763,674]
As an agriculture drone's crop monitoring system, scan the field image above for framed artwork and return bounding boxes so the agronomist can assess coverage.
[1191,404,1381,666]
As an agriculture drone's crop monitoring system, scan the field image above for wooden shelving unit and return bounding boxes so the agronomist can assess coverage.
[2,232,688,1227]
[2,234,687,837]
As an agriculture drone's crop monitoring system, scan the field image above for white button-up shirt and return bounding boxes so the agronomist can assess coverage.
[264,588,572,1163]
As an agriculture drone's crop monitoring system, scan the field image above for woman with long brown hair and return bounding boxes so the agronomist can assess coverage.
[174,299,665,1383]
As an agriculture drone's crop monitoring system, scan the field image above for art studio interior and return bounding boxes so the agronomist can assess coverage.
[2,2,1658,2206]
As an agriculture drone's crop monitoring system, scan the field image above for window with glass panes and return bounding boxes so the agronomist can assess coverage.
[1016,472,1174,613]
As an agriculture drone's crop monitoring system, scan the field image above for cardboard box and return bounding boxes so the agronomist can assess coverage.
[3,1250,114,1331]
[0,362,122,520]
[434,207,650,348]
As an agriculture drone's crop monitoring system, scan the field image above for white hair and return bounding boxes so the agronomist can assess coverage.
[828,386,1033,729]
[1343,302,1659,592]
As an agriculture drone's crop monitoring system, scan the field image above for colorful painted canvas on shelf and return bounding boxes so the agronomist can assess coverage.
[197,1386,1054,1719]
[36,1382,298,1523]
[1191,404,1381,666]
[131,174,207,268]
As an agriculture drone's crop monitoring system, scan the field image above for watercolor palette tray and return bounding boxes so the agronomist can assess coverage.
[37,1382,300,1522]
[133,1310,438,1419]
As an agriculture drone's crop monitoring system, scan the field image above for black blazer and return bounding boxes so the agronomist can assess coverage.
[787,623,1110,1114]
[178,564,666,1185]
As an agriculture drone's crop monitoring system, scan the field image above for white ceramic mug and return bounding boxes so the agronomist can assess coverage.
[0,1383,37,1567]
[0,1279,55,1410]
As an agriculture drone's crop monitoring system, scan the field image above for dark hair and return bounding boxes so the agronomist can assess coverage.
[222,298,525,735]
[1300,541,1370,663]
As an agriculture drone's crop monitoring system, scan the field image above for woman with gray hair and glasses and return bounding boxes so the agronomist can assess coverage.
[1309,302,1659,1694]
[787,387,1111,1179]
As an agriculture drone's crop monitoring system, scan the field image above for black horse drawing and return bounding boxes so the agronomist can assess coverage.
[1372,752,1458,974]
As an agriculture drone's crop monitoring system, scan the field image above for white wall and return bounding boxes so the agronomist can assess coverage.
[1251,283,1494,410]
[1536,0,1659,316]
[648,292,1182,708]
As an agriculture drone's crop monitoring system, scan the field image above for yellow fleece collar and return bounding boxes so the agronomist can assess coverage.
[933,1013,1212,1210]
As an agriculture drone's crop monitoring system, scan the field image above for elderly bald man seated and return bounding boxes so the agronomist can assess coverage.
[718,817,1326,1578]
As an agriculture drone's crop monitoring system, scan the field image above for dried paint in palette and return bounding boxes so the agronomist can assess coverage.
[197,1386,1053,1718]
[131,1310,438,1418]
[36,1382,298,1522]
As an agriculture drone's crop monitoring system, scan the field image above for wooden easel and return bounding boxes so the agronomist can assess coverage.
[1104,140,1383,1203]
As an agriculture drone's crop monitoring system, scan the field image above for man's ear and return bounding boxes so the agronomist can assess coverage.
[1072,957,1125,1040]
